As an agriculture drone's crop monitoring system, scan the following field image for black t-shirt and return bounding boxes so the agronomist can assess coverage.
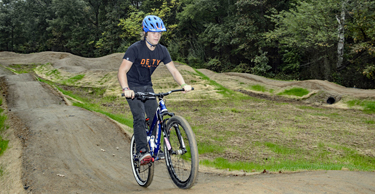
[123,40,172,87]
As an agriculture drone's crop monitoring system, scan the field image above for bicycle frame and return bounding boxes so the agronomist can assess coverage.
[147,98,174,161]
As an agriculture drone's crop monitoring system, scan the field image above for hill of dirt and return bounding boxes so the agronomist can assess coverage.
[0,51,375,193]
[2,51,375,107]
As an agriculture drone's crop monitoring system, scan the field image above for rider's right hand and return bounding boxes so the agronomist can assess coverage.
[124,89,135,99]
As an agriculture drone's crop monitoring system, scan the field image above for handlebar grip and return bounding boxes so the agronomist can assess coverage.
[121,93,137,98]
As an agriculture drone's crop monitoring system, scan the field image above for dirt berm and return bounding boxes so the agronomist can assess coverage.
[0,52,374,194]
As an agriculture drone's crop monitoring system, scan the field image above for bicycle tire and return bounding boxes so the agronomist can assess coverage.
[164,116,199,189]
[130,135,154,187]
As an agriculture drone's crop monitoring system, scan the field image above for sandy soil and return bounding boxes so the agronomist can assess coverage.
[0,51,375,194]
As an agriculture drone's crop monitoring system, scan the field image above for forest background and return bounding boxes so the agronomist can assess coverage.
[1,0,375,89]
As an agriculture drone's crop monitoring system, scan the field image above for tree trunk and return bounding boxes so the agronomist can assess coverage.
[336,0,348,69]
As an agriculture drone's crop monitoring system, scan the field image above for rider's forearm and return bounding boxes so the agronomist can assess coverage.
[171,70,186,86]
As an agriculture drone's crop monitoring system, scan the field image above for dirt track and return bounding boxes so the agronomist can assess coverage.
[1,52,375,194]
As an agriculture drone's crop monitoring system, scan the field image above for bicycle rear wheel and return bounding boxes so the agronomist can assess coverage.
[130,135,154,187]
[164,116,199,189]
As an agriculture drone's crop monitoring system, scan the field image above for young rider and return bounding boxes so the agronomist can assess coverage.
[118,15,192,165]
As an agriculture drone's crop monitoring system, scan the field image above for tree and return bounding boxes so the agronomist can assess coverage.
[95,0,132,55]
[47,0,95,56]
[22,0,54,52]
[0,0,25,51]
[344,0,375,86]
[265,0,341,80]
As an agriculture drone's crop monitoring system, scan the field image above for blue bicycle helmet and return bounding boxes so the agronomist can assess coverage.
[142,15,166,32]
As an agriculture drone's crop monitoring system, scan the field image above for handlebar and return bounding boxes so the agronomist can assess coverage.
[122,87,194,100]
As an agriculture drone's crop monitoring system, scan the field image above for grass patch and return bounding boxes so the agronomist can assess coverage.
[278,87,309,97]
[347,99,375,114]
[0,138,9,157]
[0,99,9,157]
[46,69,60,77]
[200,140,375,172]
[297,105,322,110]
[262,142,298,155]
[63,74,85,85]
[249,84,267,92]
[198,142,225,154]
[0,166,3,177]
[8,63,40,74]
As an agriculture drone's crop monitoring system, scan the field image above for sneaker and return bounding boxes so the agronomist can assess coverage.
[157,150,165,160]
[138,148,152,165]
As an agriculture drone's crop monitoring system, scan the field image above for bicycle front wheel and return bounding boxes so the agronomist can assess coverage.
[130,135,154,187]
[164,116,199,189]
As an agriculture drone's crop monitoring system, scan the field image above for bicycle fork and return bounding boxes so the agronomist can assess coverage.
[164,124,187,155]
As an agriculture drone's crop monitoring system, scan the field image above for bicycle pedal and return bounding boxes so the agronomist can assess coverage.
[140,157,154,165]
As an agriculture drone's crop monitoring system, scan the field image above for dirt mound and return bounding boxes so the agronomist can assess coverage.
[195,69,375,110]
[0,51,123,73]
[221,71,375,99]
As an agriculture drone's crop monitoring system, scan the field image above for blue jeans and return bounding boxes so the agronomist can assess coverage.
[126,86,158,153]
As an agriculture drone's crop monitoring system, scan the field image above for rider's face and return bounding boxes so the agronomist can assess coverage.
[146,32,162,45]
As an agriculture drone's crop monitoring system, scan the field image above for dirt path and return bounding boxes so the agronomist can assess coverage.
[0,52,375,193]
[0,72,180,193]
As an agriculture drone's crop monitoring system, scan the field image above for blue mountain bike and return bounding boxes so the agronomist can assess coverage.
[126,88,199,189]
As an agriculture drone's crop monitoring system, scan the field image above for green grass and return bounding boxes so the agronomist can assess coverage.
[249,84,267,92]
[200,140,375,172]
[278,87,309,97]
[347,99,375,114]
[0,99,9,157]
[297,105,323,110]
[262,142,298,155]
[198,142,225,154]
[46,69,60,76]
[63,74,85,85]
[0,166,3,177]
[0,138,9,157]
[8,63,39,74]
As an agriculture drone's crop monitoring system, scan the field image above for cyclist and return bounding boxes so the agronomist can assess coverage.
[118,15,192,165]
